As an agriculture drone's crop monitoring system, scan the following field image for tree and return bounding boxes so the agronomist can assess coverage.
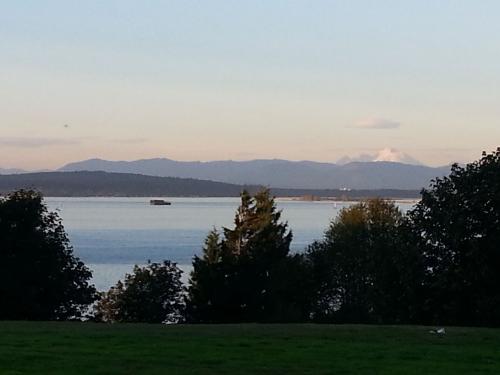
[95,261,185,323]
[0,189,96,320]
[187,189,312,323]
[409,148,500,326]
[307,198,423,323]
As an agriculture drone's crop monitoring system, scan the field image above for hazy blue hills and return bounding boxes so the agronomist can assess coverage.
[0,171,420,198]
[60,158,451,190]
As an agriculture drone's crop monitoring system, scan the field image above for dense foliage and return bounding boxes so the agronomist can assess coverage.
[0,190,96,320]
[95,261,185,323]
[187,190,312,322]
[409,148,500,326]
[307,199,424,323]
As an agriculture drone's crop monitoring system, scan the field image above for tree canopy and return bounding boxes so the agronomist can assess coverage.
[409,148,500,326]
[187,189,311,323]
[95,261,185,323]
[0,190,97,320]
[307,198,423,323]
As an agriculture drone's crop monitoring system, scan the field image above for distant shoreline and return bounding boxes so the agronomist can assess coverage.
[0,171,422,200]
[3,195,422,204]
[276,197,420,203]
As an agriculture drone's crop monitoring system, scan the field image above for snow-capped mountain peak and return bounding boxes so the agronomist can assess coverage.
[373,148,421,164]
[337,148,422,165]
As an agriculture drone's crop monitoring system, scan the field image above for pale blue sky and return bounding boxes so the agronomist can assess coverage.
[1,1,499,168]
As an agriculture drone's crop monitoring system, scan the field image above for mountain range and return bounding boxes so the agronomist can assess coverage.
[59,156,451,190]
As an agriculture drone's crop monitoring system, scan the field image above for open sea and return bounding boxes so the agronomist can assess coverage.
[46,198,415,290]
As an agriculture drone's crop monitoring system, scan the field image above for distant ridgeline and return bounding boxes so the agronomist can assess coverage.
[0,171,420,199]
[59,157,451,190]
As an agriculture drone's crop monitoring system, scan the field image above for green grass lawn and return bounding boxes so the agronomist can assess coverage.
[0,322,499,374]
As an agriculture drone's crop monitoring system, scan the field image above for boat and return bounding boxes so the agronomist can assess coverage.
[150,199,171,206]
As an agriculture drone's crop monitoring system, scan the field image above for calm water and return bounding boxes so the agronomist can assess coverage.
[46,198,415,290]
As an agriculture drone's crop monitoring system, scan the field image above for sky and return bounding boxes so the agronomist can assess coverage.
[1,1,500,169]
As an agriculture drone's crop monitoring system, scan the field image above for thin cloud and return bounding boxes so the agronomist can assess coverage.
[109,137,149,144]
[0,137,81,148]
[352,117,401,129]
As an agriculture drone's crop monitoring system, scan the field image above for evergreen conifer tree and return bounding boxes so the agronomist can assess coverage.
[187,189,310,322]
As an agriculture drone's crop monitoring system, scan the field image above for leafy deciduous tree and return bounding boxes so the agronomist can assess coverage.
[307,198,423,323]
[409,148,500,326]
[0,190,97,320]
[95,261,185,323]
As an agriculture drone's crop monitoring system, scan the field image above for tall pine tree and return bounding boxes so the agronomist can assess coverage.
[187,189,310,322]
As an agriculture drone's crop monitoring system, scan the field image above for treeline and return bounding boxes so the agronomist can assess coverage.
[1,149,499,326]
[0,170,420,199]
[0,171,256,197]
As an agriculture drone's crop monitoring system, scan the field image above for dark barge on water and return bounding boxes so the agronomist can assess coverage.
[150,199,171,206]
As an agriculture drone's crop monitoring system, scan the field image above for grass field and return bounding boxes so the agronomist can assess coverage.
[0,322,499,374]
